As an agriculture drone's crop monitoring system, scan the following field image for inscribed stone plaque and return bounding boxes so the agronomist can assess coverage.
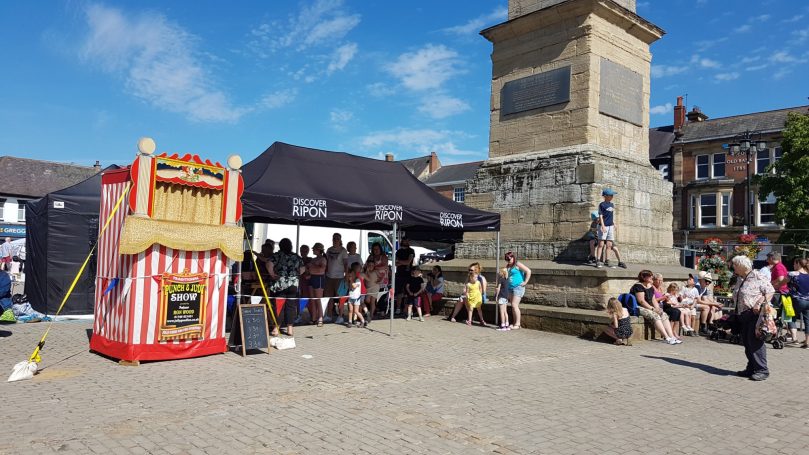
[501,66,570,116]
[599,58,643,126]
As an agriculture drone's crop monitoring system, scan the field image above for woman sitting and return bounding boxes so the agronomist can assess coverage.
[631,270,681,344]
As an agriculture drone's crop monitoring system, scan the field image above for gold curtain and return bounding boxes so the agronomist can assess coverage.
[151,182,223,225]
[119,216,244,261]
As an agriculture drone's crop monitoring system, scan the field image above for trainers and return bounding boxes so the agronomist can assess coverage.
[666,338,678,345]
[293,316,303,324]
[419,316,424,322]
[749,372,769,381]
[322,316,332,323]
[673,338,683,344]
[618,262,627,269]
[406,316,412,321]
[596,261,604,268]
[335,317,344,325]
[585,257,596,265]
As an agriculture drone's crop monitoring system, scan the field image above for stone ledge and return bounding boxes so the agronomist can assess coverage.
[433,259,692,280]
[431,299,649,342]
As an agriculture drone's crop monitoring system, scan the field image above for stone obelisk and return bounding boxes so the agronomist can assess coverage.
[459,0,678,265]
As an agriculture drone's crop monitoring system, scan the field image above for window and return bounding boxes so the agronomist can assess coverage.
[689,195,697,229]
[696,155,710,179]
[17,200,26,221]
[657,163,669,180]
[756,149,770,174]
[759,193,776,225]
[453,187,465,203]
[774,147,783,161]
[712,153,725,178]
[700,194,717,226]
[690,191,733,228]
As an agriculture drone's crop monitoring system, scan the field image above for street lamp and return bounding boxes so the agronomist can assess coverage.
[729,132,768,235]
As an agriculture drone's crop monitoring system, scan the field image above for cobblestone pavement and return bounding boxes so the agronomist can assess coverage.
[2,317,808,454]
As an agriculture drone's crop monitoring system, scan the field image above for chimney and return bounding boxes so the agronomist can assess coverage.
[385,153,394,162]
[673,96,686,132]
[686,106,709,123]
[94,160,101,170]
[429,151,441,174]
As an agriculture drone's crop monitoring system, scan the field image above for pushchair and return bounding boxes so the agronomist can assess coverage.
[770,296,790,350]
[709,313,741,344]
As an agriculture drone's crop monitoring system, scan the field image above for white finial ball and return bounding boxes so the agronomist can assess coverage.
[137,137,156,155]
[227,154,243,170]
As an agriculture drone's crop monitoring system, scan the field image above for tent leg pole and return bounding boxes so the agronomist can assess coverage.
[495,232,500,327]
[295,222,300,255]
[390,222,398,337]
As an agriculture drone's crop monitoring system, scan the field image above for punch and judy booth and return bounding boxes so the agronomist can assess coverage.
[90,138,244,361]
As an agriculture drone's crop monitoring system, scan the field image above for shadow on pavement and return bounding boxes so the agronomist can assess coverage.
[0,329,11,337]
[641,355,736,376]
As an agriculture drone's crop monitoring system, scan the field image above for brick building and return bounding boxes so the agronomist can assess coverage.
[423,161,484,203]
[651,98,808,249]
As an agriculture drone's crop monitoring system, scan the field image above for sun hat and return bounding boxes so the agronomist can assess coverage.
[590,211,599,220]
[602,188,616,196]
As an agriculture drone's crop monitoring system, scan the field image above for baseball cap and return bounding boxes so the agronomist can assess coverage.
[602,188,616,196]
[590,211,599,220]
[698,271,713,282]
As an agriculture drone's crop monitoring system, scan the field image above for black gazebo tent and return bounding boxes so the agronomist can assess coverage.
[241,142,500,232]
[241,142,501,332]
[24,166,118,315]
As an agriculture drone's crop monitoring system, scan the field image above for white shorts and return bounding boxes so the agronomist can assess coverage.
[598,225,615,241]
[497,297,509,305]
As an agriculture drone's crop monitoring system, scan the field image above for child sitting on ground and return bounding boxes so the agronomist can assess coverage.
[606,297,632,345]
[405,266,426,322]
[495,267,511,331]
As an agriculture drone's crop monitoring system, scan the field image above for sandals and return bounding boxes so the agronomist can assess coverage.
[317,320,323,327]
[509,325,521,330]
[466,320,472,326]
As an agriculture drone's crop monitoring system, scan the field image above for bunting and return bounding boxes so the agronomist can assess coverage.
[274,298,286,317]
[298,298,310,313]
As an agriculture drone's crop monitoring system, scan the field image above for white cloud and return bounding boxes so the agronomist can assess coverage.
[769,51,803,63]
[782,14,805,23]
[650,103,673,115]
[690,55,721,68]
[251,0,360,53]
[441,7,507,35]
[773,68,792,80]
[387,44,465,91]
[793,27,809,43]
[714,72,739,81]
[746,64,768,71]
[637,2,650,8]
[651,64,687,78]
[694,37,727,52]
[740,55,761,64]
[752,14,771,22]
[80,3,246,123]
[259,89,298,109]
[329,108,353,131]
[327,42,358,74]
[366,82,396,98]
[734,24,752,33]
[359,128,482,163]
[418,95,470,119]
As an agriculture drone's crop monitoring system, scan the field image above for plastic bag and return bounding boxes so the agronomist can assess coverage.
[755,304,777,341]
[8,361,38,382]
[782,295,795,319]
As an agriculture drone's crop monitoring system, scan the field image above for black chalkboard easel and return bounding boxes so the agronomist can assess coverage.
[229,304,271,356]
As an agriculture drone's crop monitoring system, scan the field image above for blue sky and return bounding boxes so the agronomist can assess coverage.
[0,0,807,167]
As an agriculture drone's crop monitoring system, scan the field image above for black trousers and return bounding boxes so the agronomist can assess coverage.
[739,309,768,375]
[273,286,298,327]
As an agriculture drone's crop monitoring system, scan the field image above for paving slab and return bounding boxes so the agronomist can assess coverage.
[1,319,808,454]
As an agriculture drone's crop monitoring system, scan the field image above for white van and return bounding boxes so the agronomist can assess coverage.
[249,224,432,266]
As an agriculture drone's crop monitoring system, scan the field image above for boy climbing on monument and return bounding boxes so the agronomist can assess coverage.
[595,188,627,269]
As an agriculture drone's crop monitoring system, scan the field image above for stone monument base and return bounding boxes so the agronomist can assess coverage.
[458,145,679,265]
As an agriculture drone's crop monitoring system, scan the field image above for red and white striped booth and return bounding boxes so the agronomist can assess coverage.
[90,144,244,362]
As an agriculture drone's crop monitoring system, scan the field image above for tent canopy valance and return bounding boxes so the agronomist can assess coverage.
[240,142,500,232]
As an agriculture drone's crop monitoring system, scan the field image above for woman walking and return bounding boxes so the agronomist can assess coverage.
[789,257,809,348]
[505,252,531,330]
[731,255,774,381]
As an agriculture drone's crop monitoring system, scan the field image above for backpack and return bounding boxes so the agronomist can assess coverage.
[617,293,639,317]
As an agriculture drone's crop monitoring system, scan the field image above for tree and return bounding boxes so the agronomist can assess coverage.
[756,111,809,245]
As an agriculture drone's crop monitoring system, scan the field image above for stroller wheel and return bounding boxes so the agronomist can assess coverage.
[772,340,784,349]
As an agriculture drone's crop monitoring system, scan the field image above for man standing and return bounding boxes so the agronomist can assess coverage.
[394,237,415,315]
[0,238,12,271]
[323,233,348,323]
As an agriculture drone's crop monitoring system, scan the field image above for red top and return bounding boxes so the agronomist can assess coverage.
[771,262,789,293]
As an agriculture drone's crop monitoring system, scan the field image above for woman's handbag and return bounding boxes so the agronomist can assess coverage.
[337,278,348,296]
[755,304,777,341]
[781,295,796,318]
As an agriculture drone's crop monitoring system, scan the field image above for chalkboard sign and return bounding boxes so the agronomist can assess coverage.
[231,304,271,356]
